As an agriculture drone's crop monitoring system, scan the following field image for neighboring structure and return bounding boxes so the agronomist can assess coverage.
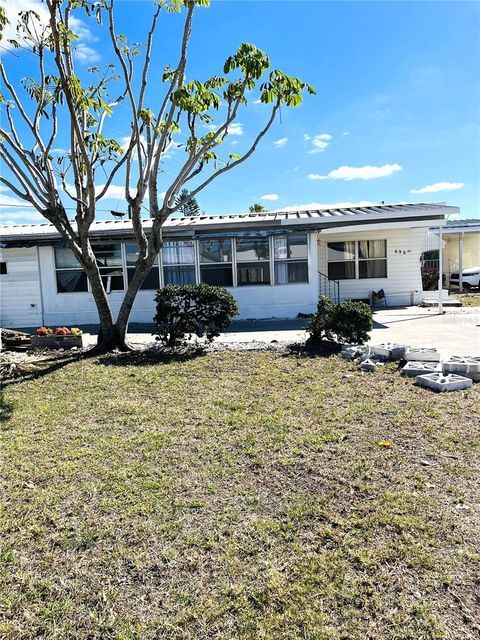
[423,219,480,289]
[0,203,457,328]
[442,220,480,289]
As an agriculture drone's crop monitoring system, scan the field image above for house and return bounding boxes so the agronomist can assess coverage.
[0,202,458,328]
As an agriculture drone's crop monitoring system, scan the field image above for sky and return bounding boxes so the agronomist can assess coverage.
[0,0,479,225]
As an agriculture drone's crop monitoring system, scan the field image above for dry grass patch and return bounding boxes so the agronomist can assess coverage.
[1,351,479,639]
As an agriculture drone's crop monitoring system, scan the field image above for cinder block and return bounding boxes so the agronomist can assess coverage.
[442,356,480,382]
[405,347,440,362]
[401,361,441,377]
[415,372,473,392]
[360,358,385,372]
[370,343,407,360]
[341,344,369,360]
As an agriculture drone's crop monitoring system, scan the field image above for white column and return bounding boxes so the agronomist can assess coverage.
[438,225,443,314]
[459,232,464,292]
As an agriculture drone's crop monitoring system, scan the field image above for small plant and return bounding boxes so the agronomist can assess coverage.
[421,267,445,291]
[154,284,239,347]
[307,296,373,345]
[35,326,82,336]
[36,326,52,336]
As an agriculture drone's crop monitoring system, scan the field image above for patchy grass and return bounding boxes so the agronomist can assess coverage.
[1,352,479,640]
[455,291,480,307]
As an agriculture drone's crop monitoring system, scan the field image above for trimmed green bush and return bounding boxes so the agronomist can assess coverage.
[154,284,239,346]
[307,296,373,345]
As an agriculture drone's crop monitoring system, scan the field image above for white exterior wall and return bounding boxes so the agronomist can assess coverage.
[0,247,43,327]
[317,225,427,306]
[36,232,319,325]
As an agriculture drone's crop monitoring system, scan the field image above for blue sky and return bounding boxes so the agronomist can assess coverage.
[0,0,479,223]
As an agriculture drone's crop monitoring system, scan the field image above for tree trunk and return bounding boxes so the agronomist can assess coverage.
[82,262,132,353]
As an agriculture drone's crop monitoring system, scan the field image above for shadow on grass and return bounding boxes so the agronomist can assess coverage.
[0,392,14,424]
[96,345,208,367]
[1,352,84,388]
[285,340,343,359]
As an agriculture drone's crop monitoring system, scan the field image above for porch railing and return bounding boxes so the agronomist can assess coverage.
[318,270,340,304]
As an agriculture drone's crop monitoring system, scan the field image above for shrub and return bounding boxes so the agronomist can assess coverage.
[154,284,239,347]
[307,296,373,345]
[421,266,445,291]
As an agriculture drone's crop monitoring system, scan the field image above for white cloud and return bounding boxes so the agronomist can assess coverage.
[227,123,244,136]
[303,134,311,141]
[253,98,263,105]
[230,140,239,146]
[410,181,464,194]
[273,200,375,212]
[74,43,100,64]
[273,137,288,148]
[306,133,332,154]
[260,194,279,201]
[205,122,243,136]
[308,163,402,181]
[342,131,350,136]
[0,0,99,63]
[0,210,45,224]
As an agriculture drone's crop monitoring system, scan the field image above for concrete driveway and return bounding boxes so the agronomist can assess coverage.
[369,308,480,358]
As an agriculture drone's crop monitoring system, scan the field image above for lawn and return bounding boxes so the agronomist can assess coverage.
[1,351,479,640]
[455,291,480,307]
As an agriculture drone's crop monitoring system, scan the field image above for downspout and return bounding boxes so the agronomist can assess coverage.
[36,246,45,326]
[438,225,443,314]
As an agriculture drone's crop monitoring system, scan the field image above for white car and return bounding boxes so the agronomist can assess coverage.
[450,266,480,289]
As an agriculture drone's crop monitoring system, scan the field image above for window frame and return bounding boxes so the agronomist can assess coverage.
[162,239,197,286]
[235,236,272,287]
[273,234,310,285]
[198,238,234,287]
[327,239,387,281]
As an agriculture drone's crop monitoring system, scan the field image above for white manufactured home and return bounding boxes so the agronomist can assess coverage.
[0,202,458,328]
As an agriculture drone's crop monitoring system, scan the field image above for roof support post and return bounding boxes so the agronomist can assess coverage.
[459,232,464,292]
[438,225,443,314]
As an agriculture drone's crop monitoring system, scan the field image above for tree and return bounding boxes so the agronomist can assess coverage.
[0,0,315,352]
[174,188,200,216]
[249,203,268,212]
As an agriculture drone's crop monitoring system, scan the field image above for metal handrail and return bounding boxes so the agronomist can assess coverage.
[318,270,340,304]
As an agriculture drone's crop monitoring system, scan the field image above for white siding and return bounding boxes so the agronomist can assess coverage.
[0,248,43,327]
[38,233,319,324]
[318,226,427,306]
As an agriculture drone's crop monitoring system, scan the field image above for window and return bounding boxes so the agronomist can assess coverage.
[163,240,196,285]
[236,237,270,285]
[93,243,125,292]
[327,240,387,280]
[358,240,387,279]
[54,247,88,293]
[199,239,233,286]
[327,241,356,280]
[274,235,309,284]
[125,244,160,290]
[0,262,7,275]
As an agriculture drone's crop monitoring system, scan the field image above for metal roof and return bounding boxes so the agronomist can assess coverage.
[0,202,458,243]
[443,219,480,234]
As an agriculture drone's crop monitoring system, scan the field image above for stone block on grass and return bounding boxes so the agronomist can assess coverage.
[405,347,440,362]
[415,372,473,392]
[401,361,441,377]
[370,343,407,360]
[442,356,480,382]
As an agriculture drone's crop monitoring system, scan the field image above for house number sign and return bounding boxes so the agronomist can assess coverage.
[394,249,412,255]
